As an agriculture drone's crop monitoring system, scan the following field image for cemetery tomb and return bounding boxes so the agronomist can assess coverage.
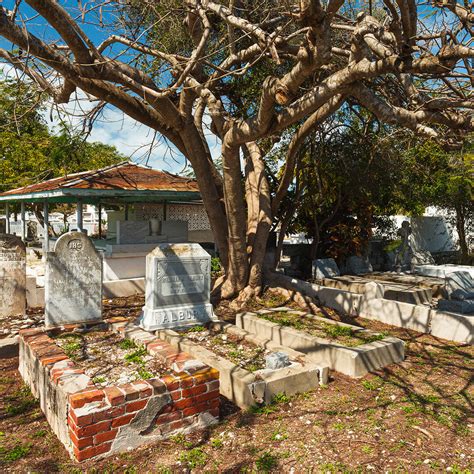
[18,319,219,462]
[140,243,216,331]
[437,271,474,314]
[155,321,328,409]
[345,255,373,275]
[312,258,340,280]
[0,233,26,319]
[45,231,103,327]
[236,308,405,377]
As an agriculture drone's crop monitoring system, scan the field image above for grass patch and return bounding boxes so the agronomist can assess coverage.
[124,347,147,365]
[0,443,31,462]
[255,452,278,472]
[5,385,37,416]
[179,447,207,469]
[118,339,137,350]
[259,311,387,347]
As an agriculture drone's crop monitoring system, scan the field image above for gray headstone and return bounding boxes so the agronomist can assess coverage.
[445,271,474,301]
[116,220,150,245]
[265,352,291,370]
[160,220,188,242]
[140,243,215,331]
[438,299,474,315]
[346,256,373,275]
[0,234,26,318]
[312,258,340,280]
[45,231,103,327]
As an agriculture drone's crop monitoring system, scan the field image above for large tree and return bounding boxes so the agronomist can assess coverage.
[0,0,473,301]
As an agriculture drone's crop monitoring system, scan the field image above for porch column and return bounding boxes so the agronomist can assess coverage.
[124,204,129,221]
[43,201,49,254]
[20,202,26,242]
[5,202,10,234]
[98,203,102,239]
[77,200,84,232]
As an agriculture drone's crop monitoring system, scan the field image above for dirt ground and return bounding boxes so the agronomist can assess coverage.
[0,295,472,473]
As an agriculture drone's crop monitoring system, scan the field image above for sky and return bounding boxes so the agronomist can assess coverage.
[0,0,222,174]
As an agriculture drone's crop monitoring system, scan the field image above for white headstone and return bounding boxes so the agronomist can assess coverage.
[140,243,215,331]
[117,220,150,244]
[45,231,103,327]
[0,234,26,318]
[312,258,340,280]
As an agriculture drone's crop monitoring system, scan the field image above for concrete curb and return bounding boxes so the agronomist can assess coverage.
[0,336,19,358]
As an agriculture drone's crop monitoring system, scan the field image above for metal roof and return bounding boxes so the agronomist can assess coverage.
[0,162,201,204]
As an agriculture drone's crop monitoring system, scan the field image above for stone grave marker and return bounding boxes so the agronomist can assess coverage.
[0,234,26,318]
[45,231,103,327]
[346,255,373,275]
[140,243,215,331]
[312,258,340,280]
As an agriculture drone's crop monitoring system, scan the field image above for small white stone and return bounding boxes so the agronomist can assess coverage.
[423,459,430,464]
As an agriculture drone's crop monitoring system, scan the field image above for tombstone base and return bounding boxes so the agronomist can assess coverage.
[140,303,216,331]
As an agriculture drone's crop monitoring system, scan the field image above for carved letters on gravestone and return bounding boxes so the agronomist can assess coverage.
[140,243,215,331]
[45,231,103,327]
[0,233,26,318]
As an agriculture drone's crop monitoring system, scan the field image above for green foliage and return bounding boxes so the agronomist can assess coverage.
[255,451,278,472]
[178,447,208,469]
[0,78,125,195]
[321,323,354,339]
[211,257,222,274]
[118,339,137,350]
[5,385,37,416]
[124,347,147,365]
[0,442,31,462]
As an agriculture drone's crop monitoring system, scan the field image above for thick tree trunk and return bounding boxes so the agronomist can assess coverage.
[455,204,469,263]
[220,141,249,298]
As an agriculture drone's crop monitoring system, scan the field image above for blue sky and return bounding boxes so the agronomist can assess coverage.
[0,1,222,173]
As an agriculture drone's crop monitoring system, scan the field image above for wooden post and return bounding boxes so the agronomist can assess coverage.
[124,204,129,221]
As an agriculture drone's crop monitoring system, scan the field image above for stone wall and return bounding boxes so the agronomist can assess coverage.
[18,319,219,462]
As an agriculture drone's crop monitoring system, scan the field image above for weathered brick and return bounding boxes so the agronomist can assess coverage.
[69,410,93,427]
[126,399,148,413]
[193,368,219,384]
[132,381,152,398]
[162,375,180,391]
[69,389,105,409]
[69,429,93,449]
[104,386,125,406]
[73,441,112,462]
[155,411,182,425]
[170,390,182,401]
[120,384,140,401]
[195,390,220,405]
[178,375,194,389]
[76,420,111,438]
[111,413,135,428]
[182,402,209,418]
[94,429,118,445]
[147,378,166,395]
[182,384,207,398]
[41,354,68,367]
[209,407,219,418]
[92,405,125,422]
[206,380,220,392]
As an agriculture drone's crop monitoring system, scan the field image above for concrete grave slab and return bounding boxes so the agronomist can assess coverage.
[414,264,474,279]
[140,243,215,331]
[45,231,103,327]
[156,321,328,408]
[236,309,404,378]
[0,233,26,318]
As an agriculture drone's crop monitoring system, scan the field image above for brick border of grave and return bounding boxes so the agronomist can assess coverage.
[236,308,405,378]
[18,318,219,462]
[153,321,329,409]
